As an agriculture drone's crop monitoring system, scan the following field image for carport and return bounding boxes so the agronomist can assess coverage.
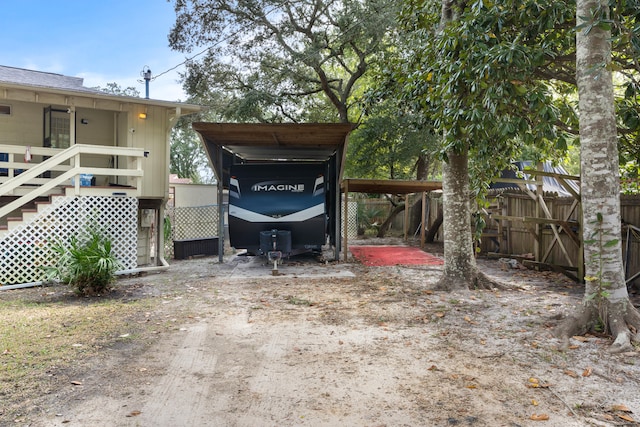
[193,122,354,262]
[341,179,442,261]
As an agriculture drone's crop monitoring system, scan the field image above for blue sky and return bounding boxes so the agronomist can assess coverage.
[1,1,189,101]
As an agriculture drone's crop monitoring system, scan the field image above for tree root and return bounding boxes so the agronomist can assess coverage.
[434,268,507,291]
[555,300,640,353]
[473,270,508,290]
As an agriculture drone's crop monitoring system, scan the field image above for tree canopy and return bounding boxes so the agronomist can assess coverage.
[396,0,578,178]
[169,0,400,124]
[95,82,141,97]
[170,118,214,184]
[167,0,640,185]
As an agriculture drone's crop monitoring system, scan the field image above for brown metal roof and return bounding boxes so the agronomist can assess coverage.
[192,122,442,194]
[193,122,354,162]
[342,178,442,194]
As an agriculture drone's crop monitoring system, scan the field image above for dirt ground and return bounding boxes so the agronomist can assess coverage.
[4,238,640,427]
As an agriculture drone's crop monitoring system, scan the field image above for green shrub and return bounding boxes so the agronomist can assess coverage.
[357,204,384,236]
[42,229,122,296]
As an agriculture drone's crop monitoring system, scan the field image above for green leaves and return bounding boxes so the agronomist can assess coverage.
[41,228,122,296]
[170,0,400,124]
[395,0,575,175]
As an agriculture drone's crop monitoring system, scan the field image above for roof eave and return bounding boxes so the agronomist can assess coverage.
[0,81,202,115]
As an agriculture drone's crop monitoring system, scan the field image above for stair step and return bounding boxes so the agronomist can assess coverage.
[21,210,39,222]
[63,186,137,197]
[1,193,61,234]
[1,188,135,238]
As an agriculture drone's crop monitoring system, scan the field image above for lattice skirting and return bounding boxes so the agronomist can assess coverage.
[162,203,357,258]
[164,205,220,259]
[0,196,138,285]
[343,200,358,240]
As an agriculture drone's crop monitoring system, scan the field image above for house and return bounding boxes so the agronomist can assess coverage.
[0,65,201,287]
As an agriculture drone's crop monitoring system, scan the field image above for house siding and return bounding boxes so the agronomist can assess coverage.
[1,65,201,282]
[0,100,43,146]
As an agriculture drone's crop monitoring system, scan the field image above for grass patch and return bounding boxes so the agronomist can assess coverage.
[0,297,155,415]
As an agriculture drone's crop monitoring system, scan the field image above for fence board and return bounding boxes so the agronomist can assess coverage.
[481,192,639,287]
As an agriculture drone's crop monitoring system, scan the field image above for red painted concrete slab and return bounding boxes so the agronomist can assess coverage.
[349,245,444,267]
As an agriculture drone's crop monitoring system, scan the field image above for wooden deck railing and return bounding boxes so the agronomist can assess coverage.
[0,144,145,220]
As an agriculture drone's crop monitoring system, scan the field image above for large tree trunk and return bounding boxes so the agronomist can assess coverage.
[435,149,495,290]
[434,0,497,291]
[555,0,640,352]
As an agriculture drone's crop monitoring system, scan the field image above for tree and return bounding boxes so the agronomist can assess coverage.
[169,0,400,124]
[555,0,640,352]
[170,118,213,184]
[394,0,573,290]
[347,83,442,238]
[95,82,141,97]
[346,100,436,180]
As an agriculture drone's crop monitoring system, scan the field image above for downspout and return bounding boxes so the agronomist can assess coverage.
[0,282,45,291]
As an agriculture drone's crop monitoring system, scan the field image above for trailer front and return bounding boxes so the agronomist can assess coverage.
[228,163,327,258]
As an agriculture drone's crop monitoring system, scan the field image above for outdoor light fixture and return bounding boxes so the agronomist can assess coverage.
[80,118,89,124]
[138,112,147,119]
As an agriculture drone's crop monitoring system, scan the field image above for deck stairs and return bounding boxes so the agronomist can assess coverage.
[0,185,138,239]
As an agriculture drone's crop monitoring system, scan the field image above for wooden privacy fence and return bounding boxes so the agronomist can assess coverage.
[478,169,640,286]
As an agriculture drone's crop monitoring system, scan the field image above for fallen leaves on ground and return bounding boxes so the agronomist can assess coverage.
[530,413,549,421]
[527,377,551,388]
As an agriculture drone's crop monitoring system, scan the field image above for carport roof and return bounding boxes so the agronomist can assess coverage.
[341,178,442,194]
[193,122,354,162]
[193,122,354,187]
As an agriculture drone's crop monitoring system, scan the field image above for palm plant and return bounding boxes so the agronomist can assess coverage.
[42,229,122,296]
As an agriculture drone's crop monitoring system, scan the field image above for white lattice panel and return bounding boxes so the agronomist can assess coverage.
[0,196,138,285]
[164,205,220,259]
[341,200,358,239]
[168,206,219,240]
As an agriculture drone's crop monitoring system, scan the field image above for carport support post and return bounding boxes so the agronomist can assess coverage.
[217,148,224,263]
[343,180,349,262]
[420,191,426,248]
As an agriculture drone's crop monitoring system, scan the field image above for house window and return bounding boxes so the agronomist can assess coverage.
[0,104,11,115]
[43,106,71,149]
[51,115,71,148]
